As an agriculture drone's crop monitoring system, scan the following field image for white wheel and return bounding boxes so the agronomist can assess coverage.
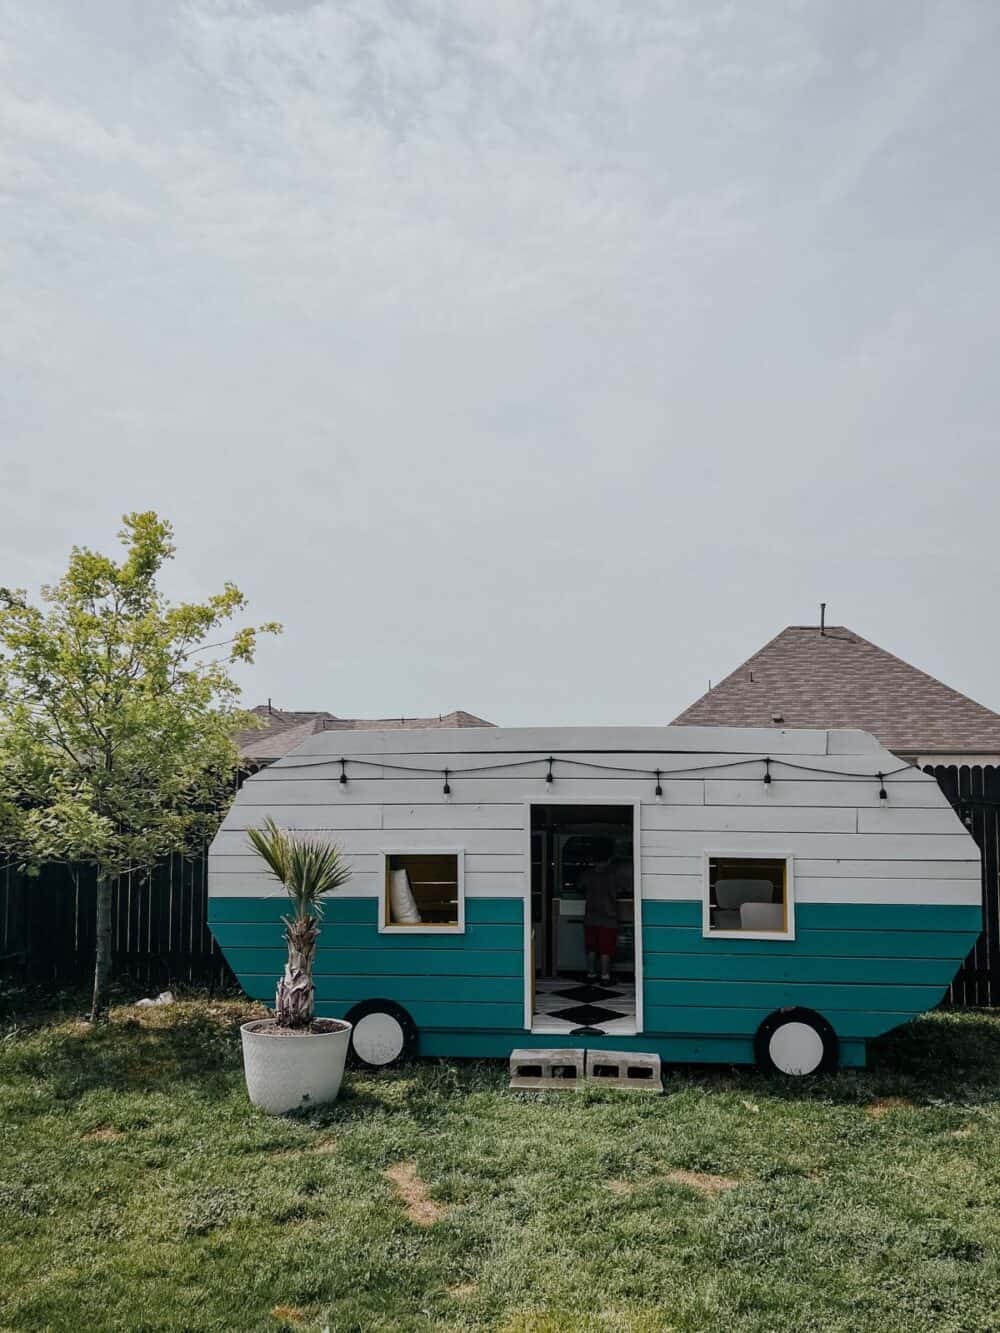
[345,1000,418,1069]
[755,1007,838,1076]
[768,1021,825,1075]
[352,1012,406,1067]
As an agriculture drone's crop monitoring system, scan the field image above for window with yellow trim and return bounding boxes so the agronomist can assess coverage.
[382,852,464,932]
[705,855,793,938]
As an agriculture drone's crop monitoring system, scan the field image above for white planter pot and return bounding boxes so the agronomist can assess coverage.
[240,1018,352,1115]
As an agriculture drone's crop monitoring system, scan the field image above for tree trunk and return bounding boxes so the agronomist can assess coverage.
[276,914,319,1028]
[90,876,113,1022]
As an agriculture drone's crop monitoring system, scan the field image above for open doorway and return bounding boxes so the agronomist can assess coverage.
[529,804,637,1035]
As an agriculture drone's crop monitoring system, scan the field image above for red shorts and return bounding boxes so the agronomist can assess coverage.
[584,925,616,956]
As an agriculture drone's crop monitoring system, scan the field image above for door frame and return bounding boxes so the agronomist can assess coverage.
[522,798,642,1032]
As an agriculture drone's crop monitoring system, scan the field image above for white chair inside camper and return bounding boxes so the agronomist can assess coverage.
[739,901,785,932]
[714,878,774,931]
[389,868,422,925]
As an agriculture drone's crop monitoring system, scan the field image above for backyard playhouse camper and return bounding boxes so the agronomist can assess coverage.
[207,726,982,1077]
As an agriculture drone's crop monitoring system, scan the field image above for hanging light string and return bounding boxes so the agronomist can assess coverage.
[278,750,913,788]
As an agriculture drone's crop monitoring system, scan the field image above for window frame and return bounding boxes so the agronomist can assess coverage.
[379,846,466,935]
[701,850,796,941]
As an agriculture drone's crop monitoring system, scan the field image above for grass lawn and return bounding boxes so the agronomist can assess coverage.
[2,998,1000,1332]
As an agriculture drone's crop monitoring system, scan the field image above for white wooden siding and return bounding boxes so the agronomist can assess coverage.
[209,727,980,908]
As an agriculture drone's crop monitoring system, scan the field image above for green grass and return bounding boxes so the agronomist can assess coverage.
[2,999,1000,1332]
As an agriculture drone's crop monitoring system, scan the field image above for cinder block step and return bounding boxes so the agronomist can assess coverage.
[585,1049,663,1092]
[509,1048,585,1091]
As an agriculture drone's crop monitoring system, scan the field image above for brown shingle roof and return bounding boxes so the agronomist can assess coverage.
[672,626,1000,755]
[236,705,494,762]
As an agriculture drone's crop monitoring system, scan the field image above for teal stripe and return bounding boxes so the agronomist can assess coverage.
[645,978,946,1013]
[642,899,981,934]
[643,953,958,986]
[643,1005,913,1040]
[840,1041,866,1068]
[208,894,523,926]
[467,899,523,924]
[224,947,522,977]
[210,921,523,951]
[208,896,376,924]
[798,903,981,933]
[643,926,975,959]
[643,901,701,927]
[238,973,521,1004]
[315,1000,524,1031]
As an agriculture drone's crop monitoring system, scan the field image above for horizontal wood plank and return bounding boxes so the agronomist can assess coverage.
[221,946,523,976]
[704,779,945,808]
[640,806,857,834]
[234,778,705,806]
[640,830,976,860]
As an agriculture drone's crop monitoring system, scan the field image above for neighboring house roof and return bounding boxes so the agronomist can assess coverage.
[237,705,494,763]
[672,625,1000,756]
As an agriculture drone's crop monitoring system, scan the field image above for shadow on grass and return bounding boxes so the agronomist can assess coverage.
[0,1004,251,1103]
[4,996,999,1114]
[2,1001,412,1123]
[653,1009,1000,1109]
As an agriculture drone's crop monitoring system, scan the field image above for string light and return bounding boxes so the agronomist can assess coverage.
[878,772,887,801]
[655,769,663,797]
[443,768,451,796]
[339,759,347,786]
[277,750,913,789]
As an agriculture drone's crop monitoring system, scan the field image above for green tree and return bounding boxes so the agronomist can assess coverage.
[0,512,280,1019]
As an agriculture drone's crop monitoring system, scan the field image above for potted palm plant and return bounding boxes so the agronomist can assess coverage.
[239,818,354,1114]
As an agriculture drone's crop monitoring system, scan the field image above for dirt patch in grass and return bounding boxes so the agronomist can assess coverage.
[866,1096,915,1119]
[270,1306,306,1324]
[606,1179,634,1196]
[385,1161,447,1226]
[663,1169,738,1197]
[607,1170,738,1199]
[448,1282,479,1300]
[81,1127,125,1143]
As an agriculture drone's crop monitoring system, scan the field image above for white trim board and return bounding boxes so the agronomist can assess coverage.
[702,850,796,942]
[522,797,643,1034]
[377,846,466,935]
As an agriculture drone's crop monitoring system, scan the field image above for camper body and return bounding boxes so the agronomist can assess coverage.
[208,726,981,1073]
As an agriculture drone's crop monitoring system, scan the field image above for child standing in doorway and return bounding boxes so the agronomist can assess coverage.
[579,838,618,985]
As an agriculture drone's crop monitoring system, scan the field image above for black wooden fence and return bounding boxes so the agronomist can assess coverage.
[0,851,234,991]
[927,765,1000,1008]
[3,765,999,1006]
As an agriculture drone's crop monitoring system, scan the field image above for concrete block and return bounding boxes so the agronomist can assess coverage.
[509,1047,585,1091]
[585,1049,662,1092]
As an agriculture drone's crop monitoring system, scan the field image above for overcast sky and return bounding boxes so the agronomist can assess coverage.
[2,1,998,727]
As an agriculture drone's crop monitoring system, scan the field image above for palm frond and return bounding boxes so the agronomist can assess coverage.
[246,817,352,919]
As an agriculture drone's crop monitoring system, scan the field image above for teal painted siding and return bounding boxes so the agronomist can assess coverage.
[223,947,521,976]
[210,895,525,1033]
[642,898,981,1043]
[211,922,523,951]
[208,892,979,1062]
[643,901,982,933]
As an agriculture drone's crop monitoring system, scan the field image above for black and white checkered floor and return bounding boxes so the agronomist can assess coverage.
[531,976,637,1036]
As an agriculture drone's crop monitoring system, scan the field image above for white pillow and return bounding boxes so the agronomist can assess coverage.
[389,868,422,924]
[740,901,784,931]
